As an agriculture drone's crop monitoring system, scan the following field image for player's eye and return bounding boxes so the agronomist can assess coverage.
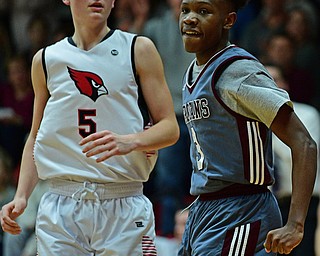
[181,7,189,14]
[199,8,208,15]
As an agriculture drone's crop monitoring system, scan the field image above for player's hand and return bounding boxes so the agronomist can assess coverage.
[79,130,136,162]
[264,222,303,254]
[1,199,26,235]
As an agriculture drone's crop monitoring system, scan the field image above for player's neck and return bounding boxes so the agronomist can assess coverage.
[72,26,110,51]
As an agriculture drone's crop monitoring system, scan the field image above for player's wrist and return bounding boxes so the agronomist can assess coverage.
[286,218,305,233]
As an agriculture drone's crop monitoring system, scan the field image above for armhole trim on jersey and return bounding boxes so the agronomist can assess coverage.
[42,47,48,82]
[131,35,151,126]
[131,35,140,86]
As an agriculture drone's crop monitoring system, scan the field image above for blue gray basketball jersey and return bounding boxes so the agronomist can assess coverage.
[182,45,274,195]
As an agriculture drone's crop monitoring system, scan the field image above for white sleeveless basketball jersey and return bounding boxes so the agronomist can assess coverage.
[34,30,157,183]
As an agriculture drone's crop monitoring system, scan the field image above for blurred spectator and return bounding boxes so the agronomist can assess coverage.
[112,0,150,33]
[51,20,74,44]
[239,0,287,58]
[0,1,9,25]
[10,0,45,52]
[267,64,320,256]
[155,209,189,256]
[45,1,73,44]
[9,0,58,52]
[0,55,34,166]
[284,1,320,110]
[0,147,15,256]
[110,0,167,32]
[22,13,51,65]
[0,23,13,82]
[285,1,319,64]
[262,32,316,105]
[142,0,194,236]
[230,0,260,44]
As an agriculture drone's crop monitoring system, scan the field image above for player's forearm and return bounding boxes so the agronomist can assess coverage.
[14,135,39,201]
[287,136,317,227]
[134,116,179,151]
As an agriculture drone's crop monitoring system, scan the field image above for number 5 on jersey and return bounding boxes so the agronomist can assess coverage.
[78,109,97,138]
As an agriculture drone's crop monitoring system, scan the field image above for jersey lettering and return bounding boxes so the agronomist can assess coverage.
[183,98,210,124]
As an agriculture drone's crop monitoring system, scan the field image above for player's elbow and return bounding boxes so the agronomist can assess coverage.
[172,123,180,145]
[296,134,318,164]
[167,121,180,147]
[306,136,317,159]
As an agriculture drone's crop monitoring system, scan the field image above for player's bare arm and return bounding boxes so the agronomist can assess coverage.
[0,49,49,235]
[133,36,179,149]
[80,36,179,162]
[265,104,317,254]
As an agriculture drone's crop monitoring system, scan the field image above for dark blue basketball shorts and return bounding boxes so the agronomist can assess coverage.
[178,191,282,255]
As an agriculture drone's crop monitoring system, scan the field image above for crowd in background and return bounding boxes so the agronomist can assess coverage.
[0,0,320,255]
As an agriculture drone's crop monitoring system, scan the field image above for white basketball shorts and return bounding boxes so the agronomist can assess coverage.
[36,180,157,256]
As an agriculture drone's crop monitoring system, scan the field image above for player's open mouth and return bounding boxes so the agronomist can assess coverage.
[183,30,201,37]
[185,31,199,35]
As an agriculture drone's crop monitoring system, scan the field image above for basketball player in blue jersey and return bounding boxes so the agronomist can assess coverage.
[0,0,179,255]
[178,0,317,255]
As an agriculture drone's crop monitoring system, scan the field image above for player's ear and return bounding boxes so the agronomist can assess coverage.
[112,0,115,8]
[62,0,70,6]
[223,12,237,30]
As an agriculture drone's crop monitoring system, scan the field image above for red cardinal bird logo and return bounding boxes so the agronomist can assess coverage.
[67,66,108,102]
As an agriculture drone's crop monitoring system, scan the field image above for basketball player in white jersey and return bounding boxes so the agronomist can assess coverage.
[0,0,179,255]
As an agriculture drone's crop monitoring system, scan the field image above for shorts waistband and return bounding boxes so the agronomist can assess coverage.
[48,179,144,201]
[199,183,269,201]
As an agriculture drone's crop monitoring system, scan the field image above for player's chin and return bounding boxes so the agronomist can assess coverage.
[182,38,201,53]
[88,12,107,21]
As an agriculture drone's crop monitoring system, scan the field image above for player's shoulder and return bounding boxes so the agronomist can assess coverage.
[47,37,69,48]
[31,39,69,72]
[32,48,44,67]
[221,57,267,80]
[228,57,263,71]
[133,35,157,58]
[135,35,154,46]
